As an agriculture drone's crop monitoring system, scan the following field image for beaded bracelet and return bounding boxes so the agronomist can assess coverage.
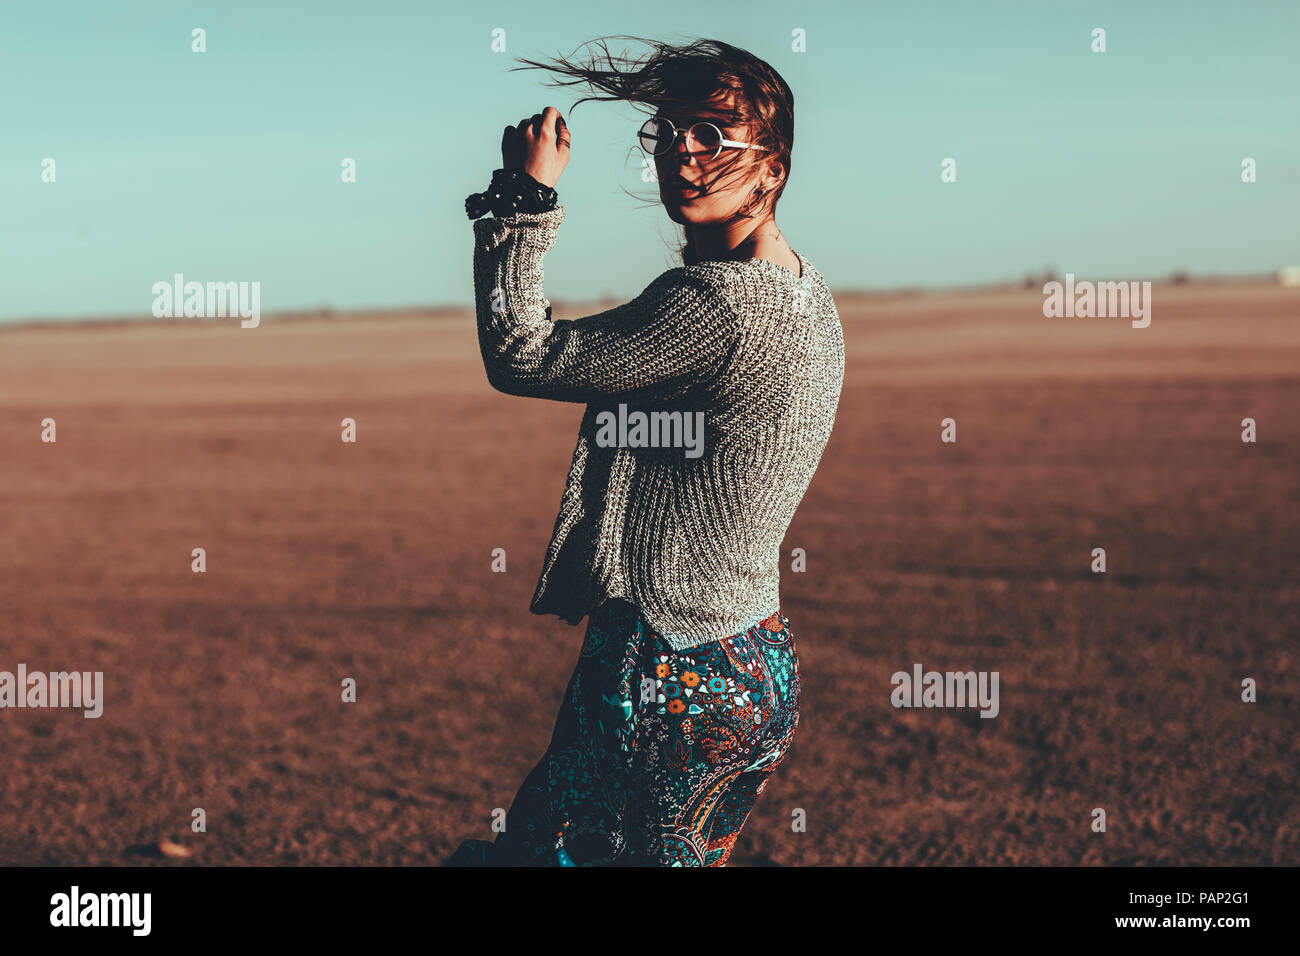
[465,168,559,220]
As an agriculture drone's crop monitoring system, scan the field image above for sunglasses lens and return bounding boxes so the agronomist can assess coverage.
[639,118,672,154]
[690,123,723,155]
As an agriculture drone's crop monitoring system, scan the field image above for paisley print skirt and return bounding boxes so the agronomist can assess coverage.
[444,598,801,866]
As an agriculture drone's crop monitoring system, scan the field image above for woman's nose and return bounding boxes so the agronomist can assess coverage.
[672,138,699,166]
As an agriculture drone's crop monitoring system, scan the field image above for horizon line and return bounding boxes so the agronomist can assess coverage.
[1,269,1291,331]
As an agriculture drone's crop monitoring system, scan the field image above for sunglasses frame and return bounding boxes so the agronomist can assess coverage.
[637,117,769,161]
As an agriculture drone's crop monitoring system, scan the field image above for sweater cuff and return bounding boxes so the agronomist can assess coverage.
[472,206,565,262]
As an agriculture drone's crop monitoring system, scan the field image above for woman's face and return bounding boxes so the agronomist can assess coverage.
[652,102,770,226]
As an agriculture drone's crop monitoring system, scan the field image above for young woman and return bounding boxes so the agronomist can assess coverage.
[448,37,844,866]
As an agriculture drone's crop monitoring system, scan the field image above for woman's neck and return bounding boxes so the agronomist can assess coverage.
[690,216,780,262]
[689,217,799,276]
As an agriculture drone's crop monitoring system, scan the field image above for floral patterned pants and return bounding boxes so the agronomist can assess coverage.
[445,599,801,866]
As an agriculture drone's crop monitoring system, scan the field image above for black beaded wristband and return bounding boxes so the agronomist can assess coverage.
[465,168,558,220]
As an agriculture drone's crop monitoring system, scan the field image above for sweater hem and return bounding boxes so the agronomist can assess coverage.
[642,608,784,651]
[529,599,783,652]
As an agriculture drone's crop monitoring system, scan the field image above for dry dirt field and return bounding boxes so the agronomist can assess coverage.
[1,282,1297,865]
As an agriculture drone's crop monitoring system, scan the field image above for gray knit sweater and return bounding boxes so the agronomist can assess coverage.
[472,205,844,649]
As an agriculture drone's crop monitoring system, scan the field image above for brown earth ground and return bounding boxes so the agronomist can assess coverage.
[1,282,1297,866]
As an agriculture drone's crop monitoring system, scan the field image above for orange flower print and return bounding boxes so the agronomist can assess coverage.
[681,670,701,688]
[656,663,671,678]
[667,699,686,714]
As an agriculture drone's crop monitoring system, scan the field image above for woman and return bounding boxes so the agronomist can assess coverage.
[448,37,844,866]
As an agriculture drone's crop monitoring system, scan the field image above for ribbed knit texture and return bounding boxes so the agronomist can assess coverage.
[472,205,844,649]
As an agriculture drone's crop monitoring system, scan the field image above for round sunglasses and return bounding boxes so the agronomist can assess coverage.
[637,117,769,161]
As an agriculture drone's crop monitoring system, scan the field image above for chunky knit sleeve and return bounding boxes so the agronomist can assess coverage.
[472,206,741,403]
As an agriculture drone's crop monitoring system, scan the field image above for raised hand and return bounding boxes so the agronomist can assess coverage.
[502,106,571,189]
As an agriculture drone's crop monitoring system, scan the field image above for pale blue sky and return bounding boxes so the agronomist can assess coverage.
[2,0,1297,321]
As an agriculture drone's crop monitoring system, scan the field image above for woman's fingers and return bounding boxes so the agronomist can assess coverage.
[540,107,570,150]
[499,108,571,183]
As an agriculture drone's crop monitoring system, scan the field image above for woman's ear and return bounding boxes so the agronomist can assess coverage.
[764,160,786,191]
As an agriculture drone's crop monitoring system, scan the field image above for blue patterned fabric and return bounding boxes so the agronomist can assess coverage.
[445,598,801,866]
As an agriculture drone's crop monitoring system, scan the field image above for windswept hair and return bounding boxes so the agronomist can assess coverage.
[510,36,795,265]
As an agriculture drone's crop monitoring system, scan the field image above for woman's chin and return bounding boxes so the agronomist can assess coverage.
[662,202,706,226]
